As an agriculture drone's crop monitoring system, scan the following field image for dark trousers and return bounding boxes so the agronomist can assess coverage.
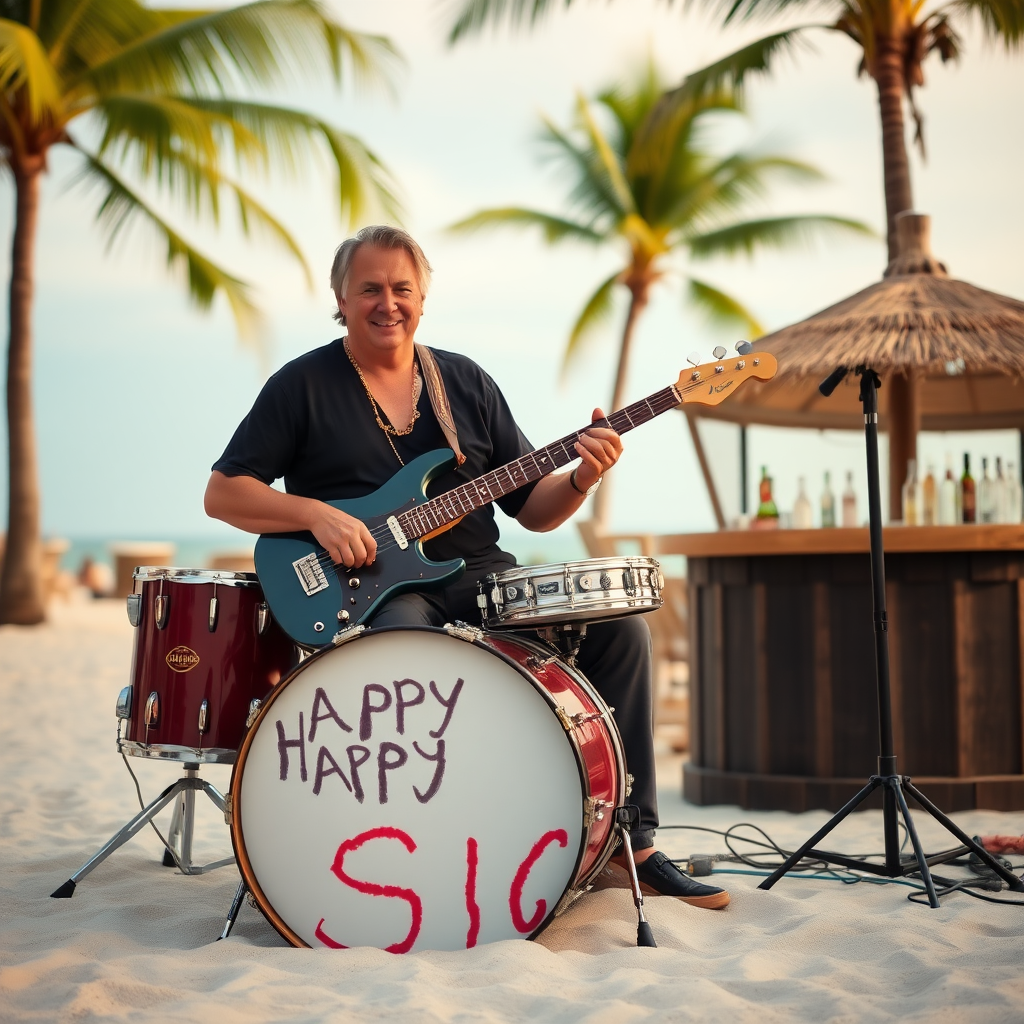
[369,575,659,850]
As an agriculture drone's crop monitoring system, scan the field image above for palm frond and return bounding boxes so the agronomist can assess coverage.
[75,146,263,340]
[668,154,826,227]
[181,98,401,223]
[0,17,63,123]
[946,0,1024,46]
[574,92,636,216]
[687,276,764,337]
[73,0,399,100]
[562,269,621,376]
[709,0,819,25]
[96,93,264,174]
[448,207,603,244]
[445,0,568,43]
[645,28,811,147]
[687,214,875,259]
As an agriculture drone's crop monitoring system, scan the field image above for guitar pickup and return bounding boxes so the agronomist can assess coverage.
[387,515,408,550]
[292,553,330,596]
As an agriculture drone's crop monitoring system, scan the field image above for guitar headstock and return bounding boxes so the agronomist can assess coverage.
[674,347,777,408]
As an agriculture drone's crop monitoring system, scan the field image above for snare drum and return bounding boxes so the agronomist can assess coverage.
[117,567,295,764]
[230,625,626,951]
[480,557,664,629]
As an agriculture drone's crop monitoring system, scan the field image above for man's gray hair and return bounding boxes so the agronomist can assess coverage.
[330,225,432,325]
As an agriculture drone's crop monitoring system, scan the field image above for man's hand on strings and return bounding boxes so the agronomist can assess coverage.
[573,407,622,491]
[309,504,377,568]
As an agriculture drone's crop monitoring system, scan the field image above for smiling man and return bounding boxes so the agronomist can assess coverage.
[205,224,729,911]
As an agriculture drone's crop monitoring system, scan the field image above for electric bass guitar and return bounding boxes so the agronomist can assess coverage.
[255,352,777,647]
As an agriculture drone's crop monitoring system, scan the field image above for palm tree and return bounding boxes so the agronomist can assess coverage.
[0,0,400,624]
[450,61,870,524]
[448,0,1023,265]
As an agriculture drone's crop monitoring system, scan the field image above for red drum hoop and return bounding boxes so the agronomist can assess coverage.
[118,567,295,764]
[230,625,626,951]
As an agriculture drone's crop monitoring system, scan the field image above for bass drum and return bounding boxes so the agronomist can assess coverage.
[230,625,626,952]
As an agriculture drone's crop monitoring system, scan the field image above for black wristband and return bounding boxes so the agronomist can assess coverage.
[569,467,588,495]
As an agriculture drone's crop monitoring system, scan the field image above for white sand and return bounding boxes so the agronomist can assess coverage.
[2,599,1024,1022]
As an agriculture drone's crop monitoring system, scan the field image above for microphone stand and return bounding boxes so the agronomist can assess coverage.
[757,365,1024,906]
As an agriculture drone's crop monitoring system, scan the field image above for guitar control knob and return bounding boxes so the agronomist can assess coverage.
[337,610,350,623]
[349,578,361,589]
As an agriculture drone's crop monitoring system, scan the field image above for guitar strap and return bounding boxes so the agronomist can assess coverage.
[415,343,466,466]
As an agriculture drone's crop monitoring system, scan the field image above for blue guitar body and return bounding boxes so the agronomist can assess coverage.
[254,449,466,648]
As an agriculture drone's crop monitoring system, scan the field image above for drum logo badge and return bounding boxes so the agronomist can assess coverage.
[165,645,201,673]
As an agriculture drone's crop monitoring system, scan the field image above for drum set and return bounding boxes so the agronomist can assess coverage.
[52,556,665,951]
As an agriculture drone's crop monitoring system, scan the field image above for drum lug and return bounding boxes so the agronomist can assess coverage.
[126,593,142,627]
[555,706,607,731]
[526,653,559,670]
[198,699,210,734]
[444,621,483,644]
[154,594,169,630]
[208,597,219,632]
[625,773,634,798]
[223,804,233,827]
[144,691,160,727]
[256,602,270,635]
[246,699,262,728]
[115,686,133,720]
[332,623,365,647]
[583,797,612,827]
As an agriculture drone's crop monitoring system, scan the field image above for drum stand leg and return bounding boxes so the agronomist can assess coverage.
[50,763,234,898]
[615,806,657,948]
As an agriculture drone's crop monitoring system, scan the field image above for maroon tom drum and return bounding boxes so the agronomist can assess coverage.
[117,567,295,764]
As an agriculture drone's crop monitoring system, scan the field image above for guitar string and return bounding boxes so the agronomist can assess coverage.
[308,370,742,569]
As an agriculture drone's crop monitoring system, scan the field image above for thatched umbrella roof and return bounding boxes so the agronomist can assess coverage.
[690,212,1024,518]
[697,213,1024,428]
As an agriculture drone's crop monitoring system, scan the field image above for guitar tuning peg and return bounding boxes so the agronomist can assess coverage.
[736,341,753,355]
[712,346,727,360]
[686,352,701,367]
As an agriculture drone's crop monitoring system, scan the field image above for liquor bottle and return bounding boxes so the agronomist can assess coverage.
[994,457,1009,524]
[793,476,813,529]
[961,453,976,524]
[922,463,937,525]
[978,457,994,523]
[821,471,836,528]
[1008,461,1023,524]
[938,454,958,525]
[841,471,857,527]
[755,465,779,528]
[902,458,919,525]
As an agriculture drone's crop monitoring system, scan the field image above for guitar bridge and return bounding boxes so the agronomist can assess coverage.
[292,553,330,596]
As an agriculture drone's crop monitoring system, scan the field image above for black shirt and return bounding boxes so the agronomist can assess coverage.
[212,339,538,566]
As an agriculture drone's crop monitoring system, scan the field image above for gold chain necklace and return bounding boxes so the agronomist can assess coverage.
[344,339,421,466]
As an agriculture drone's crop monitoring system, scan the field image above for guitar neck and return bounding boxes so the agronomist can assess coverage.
[396,383,683,541]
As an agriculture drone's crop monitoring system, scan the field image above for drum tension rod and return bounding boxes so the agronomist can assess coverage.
[615,805,657,948]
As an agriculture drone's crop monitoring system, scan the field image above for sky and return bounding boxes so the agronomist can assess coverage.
[1,0,1022,560]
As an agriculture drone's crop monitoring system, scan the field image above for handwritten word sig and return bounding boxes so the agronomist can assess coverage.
[314,827,570,952]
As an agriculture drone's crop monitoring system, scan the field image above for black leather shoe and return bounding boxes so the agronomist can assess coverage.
[634,851,730,909]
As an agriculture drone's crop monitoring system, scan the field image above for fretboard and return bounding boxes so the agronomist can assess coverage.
[396,383,683,541]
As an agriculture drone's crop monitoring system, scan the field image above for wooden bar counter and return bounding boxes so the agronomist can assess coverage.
[665,525,1024,812]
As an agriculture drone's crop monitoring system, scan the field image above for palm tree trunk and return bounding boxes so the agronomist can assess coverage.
[0,166,45,625]
[592,283,649,527]
[874,36,914,264]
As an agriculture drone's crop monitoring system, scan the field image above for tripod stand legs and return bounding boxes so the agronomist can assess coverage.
[903,780,1024,892]
[50,764,234,898]
[757,772,1024,905]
